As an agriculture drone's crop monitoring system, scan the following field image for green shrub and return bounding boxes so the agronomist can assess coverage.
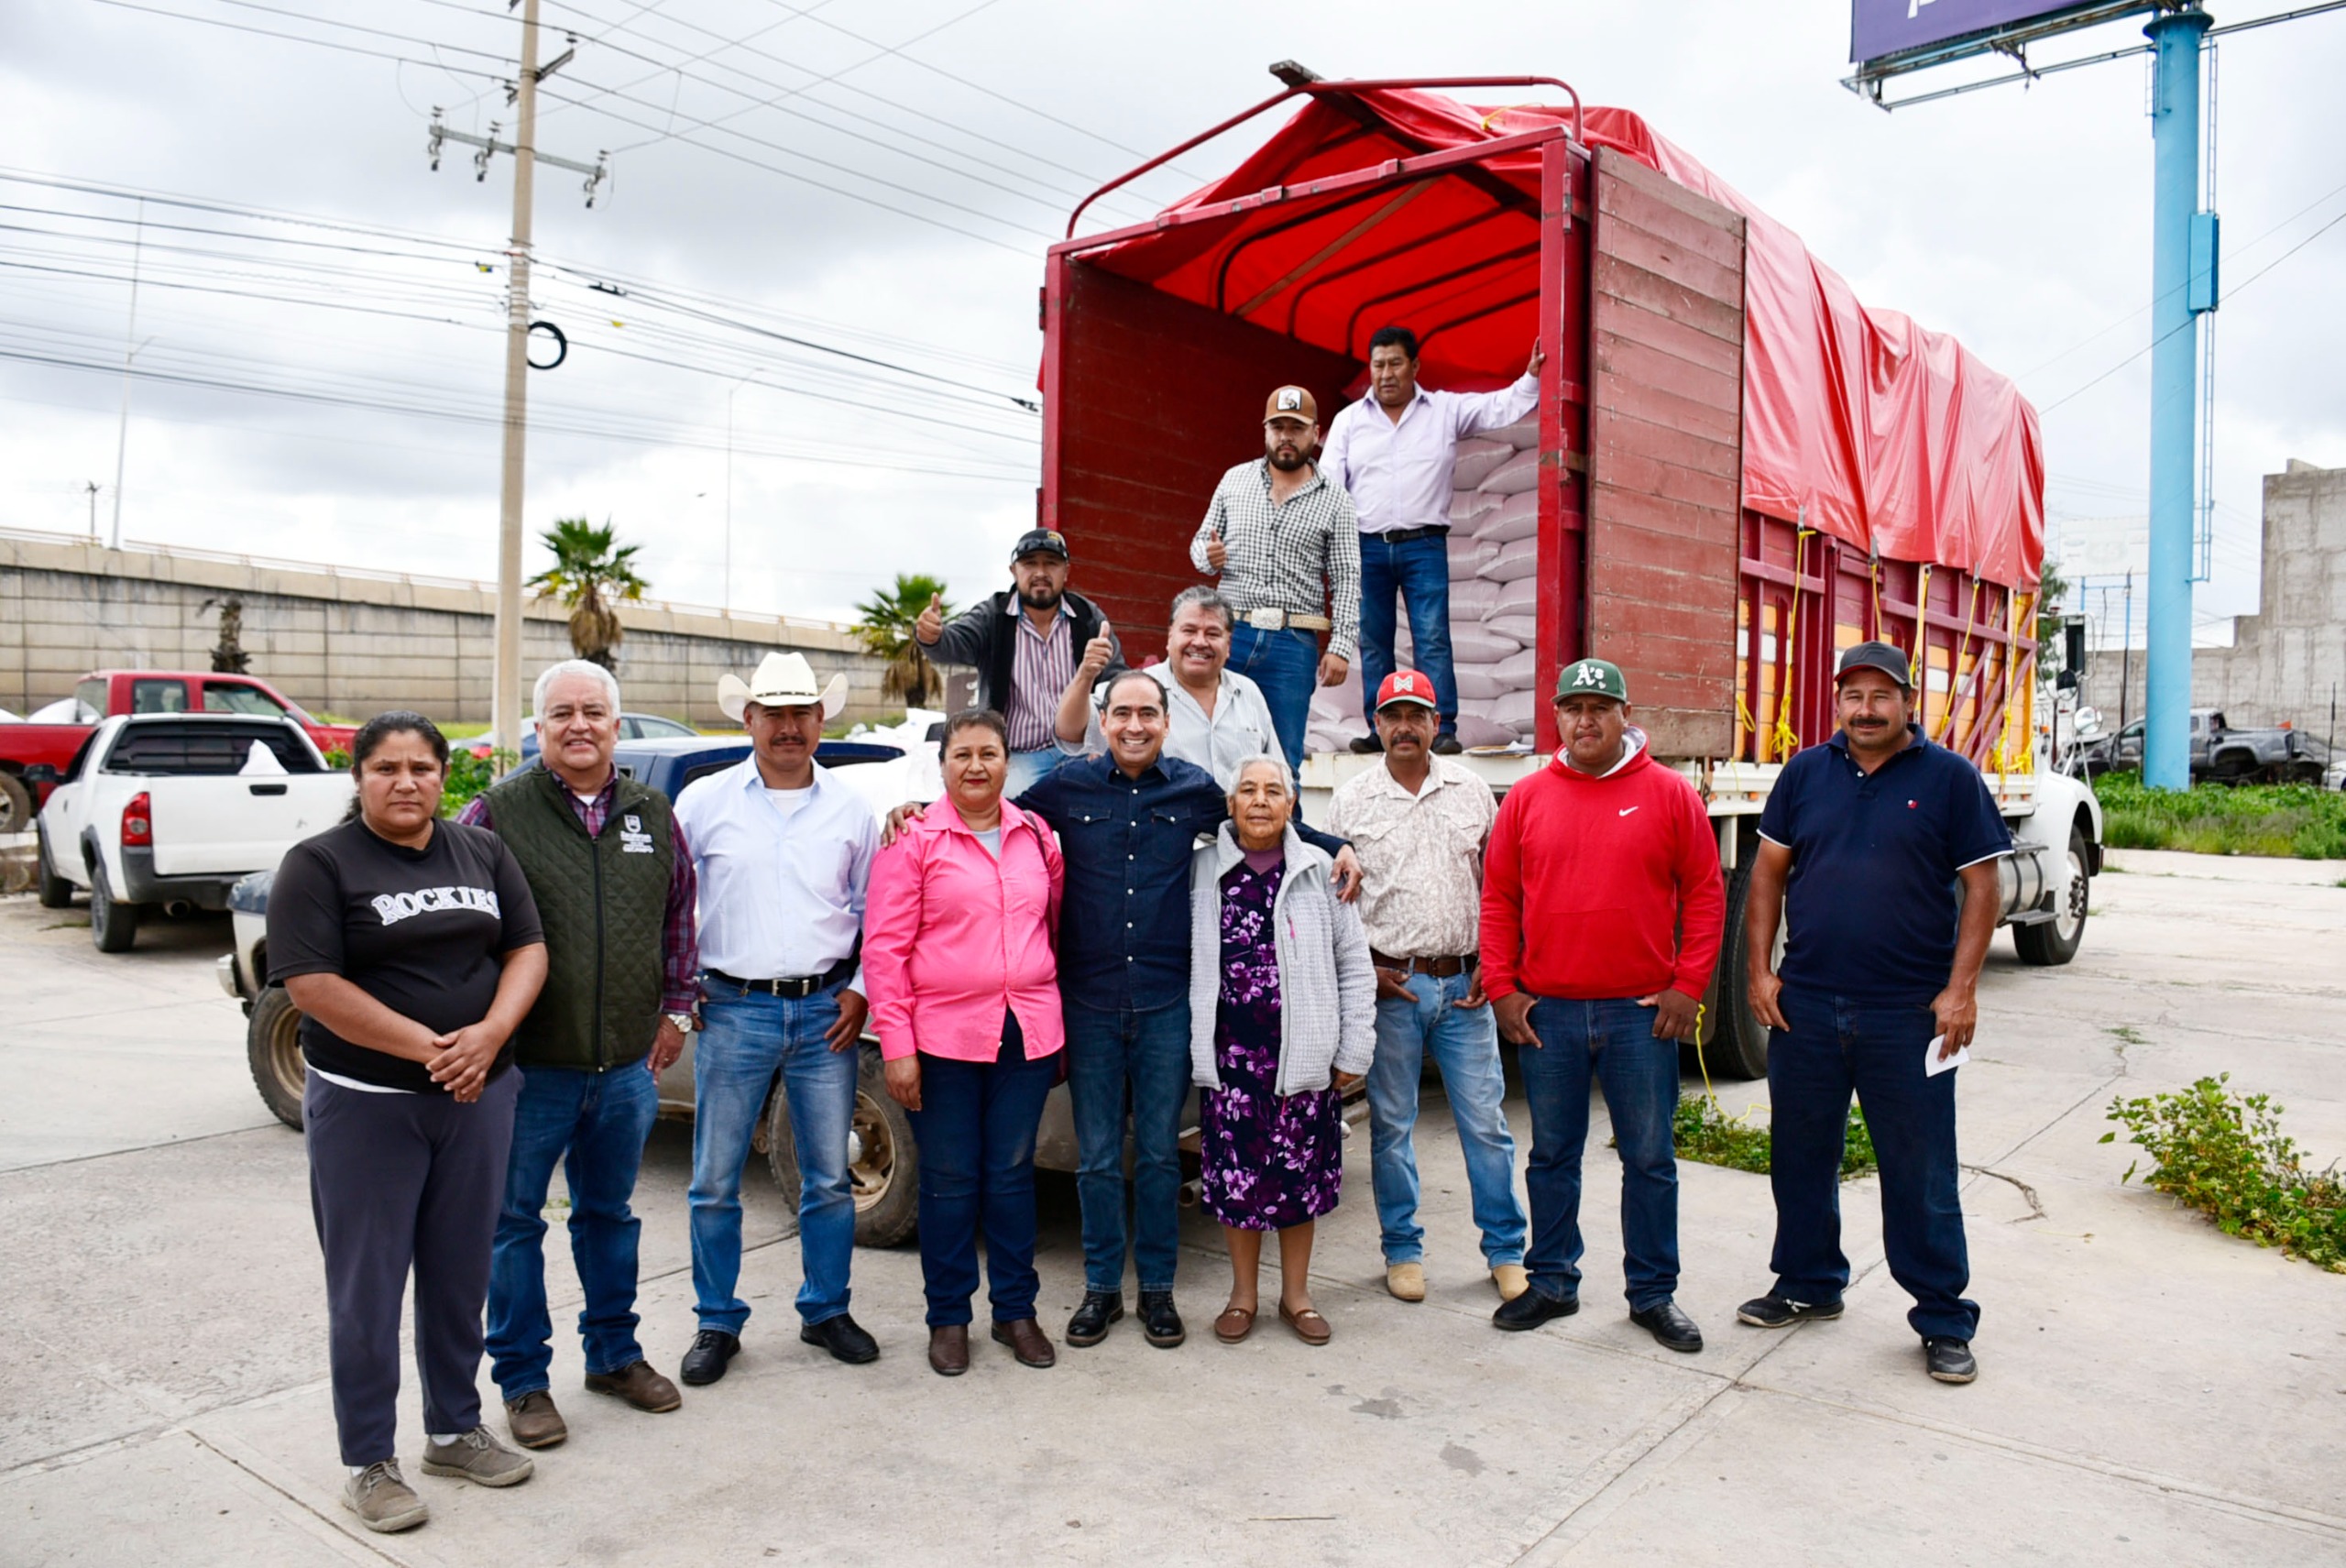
[2102,1075,2346,1273]
[1671,1096,1877,1180]
[438,748,515,818]
[2092,774,2346,860]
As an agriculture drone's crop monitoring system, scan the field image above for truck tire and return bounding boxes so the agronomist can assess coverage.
[2013,827,2090,967]
[0,772,30,836]
[247,986,307,1129]
[1701,858,1780,1081]
[765,1043,918,1248]
[35,824,75,909]
[89,861,139,953]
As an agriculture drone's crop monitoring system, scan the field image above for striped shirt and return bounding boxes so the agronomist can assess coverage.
[1189,459,1363,662]
[1004,599,1077,752]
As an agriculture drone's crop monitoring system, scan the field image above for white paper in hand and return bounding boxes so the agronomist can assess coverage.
[1924,1034,1969,1077]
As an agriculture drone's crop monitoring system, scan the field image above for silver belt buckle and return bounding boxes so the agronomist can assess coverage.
[1246,607,1285,631]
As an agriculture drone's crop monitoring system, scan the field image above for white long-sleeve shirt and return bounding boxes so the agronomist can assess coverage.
[673,758,877,983]
[1321,373,1540,534]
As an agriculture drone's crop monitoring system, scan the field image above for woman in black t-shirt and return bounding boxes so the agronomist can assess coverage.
[268,712,547,1533]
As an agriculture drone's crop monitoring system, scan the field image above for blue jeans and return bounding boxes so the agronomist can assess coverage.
[905,1014,1058,1327]
[1005,747,1072,799]
[1769,988,1978,1342]
[689,981,859,1332]
[1517,996,1682,1311]
[1064,996,1192,1295]
[1358,532,1457,732]
[487,1062,662,1399]
[1227,622,1319,775]
[1367,973,1526,1267]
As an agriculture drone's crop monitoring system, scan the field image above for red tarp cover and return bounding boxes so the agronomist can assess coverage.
[1086,89,2044,589]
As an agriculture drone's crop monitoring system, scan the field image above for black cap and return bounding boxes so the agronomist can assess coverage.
[1011,528,1069,563]
[1835,640,1913,688]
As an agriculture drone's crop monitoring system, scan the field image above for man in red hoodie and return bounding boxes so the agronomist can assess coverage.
[1481,658,1724,1351]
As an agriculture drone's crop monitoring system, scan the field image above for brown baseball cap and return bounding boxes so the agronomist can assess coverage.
[1265,385,1317,423]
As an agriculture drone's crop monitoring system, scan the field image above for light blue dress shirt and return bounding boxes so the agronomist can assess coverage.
[673,758,878,986]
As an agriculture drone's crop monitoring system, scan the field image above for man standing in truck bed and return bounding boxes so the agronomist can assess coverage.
[1323,327,1543,755]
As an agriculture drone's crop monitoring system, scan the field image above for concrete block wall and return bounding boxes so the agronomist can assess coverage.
[0,532,894,728]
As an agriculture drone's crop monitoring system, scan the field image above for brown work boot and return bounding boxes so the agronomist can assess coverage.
[584,1360,683,1413]
[991,1317,1056,1369]
[927,1324,970,1377]
[503,1390,567,1450]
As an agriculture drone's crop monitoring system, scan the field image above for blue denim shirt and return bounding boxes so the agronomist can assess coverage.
[1018,751,1345,1014]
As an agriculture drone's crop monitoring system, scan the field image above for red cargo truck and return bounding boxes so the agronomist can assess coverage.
[1037,77,2101,1077]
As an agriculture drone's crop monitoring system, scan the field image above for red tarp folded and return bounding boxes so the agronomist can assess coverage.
[1088,88,2044,588]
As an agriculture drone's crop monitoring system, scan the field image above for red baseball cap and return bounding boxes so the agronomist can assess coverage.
[1375,671,1439,711]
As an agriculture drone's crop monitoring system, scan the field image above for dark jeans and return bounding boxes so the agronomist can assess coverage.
[305,1068,520,1465]
[1227,622,1319,776]
[487,1061,662,1400]
[1358,532,1457,733]
[1517,996,1682,1311]
[905,1014,1058,1328]
[1769,988,1979,1341]
[1063,996,1192,1295]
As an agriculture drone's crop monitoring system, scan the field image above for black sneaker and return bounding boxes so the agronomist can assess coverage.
[1138,1289,1186,1348]
[1491,1287,1579,1332]
[678,1329,739,1386]
[1431,734,1464,754]
[1924,1337,1978,1384]
[1628,1300,1705,1353]
[1066,1290,1124,1348]
[1735,1293,1844,1329]
[800,1312,880,1365]
[1347,734,1385,754]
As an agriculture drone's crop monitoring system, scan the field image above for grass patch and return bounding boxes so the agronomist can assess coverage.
[2104,1075,2345,1273]
[1672,1096,1878,1179]
[437,720,491,740]
[2093,773,2346,860]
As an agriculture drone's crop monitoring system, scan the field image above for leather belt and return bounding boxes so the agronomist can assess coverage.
[1371,524,1450,544]
[1371,950,1478,978]
[1243,607,1332,632]
[705,955,856,1000]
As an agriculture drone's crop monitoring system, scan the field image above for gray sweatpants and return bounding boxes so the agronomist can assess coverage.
[305,1068,520,1466]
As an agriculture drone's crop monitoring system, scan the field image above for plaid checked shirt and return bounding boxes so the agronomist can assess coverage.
[458,773,700,1014]
[1189,458,1363,662]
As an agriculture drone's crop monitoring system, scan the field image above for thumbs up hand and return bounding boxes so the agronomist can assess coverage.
[1078,618,1115,681]
[915,592,944,645]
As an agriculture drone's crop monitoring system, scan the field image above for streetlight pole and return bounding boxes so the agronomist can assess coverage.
[724,372,759,615]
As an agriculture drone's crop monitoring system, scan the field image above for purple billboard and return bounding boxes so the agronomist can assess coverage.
[1850,1,2144,65]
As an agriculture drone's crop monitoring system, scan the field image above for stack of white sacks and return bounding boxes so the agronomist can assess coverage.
[1304,411,1542,754]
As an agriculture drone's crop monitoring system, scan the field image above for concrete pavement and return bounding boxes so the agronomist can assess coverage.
[3,847,2341,1564]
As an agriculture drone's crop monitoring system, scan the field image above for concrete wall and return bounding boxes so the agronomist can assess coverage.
[0,531,896,728]
[2077,458,2346,736]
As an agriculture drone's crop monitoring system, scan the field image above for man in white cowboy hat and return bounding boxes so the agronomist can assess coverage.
[671,652,882,1384]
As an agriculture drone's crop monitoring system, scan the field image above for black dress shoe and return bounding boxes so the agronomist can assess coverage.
[1348,734,1385,754]
[1492,1287,1579,1332]
[800,1313,880,1365]
[1629,1301,1705,1353]
[1066,1291,1123,1348]
[1137,1289,1186,1348]
[1924,1337,1978,1384]
[1735,1292,1845,1329]
[678,1329,739,1387]
[1431,733,1464,754]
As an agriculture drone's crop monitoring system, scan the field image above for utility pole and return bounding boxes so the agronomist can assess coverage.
[84,481,99,539]
[109,198,144,552]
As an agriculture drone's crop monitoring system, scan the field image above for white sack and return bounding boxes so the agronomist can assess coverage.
[1453,669,1508,702]
[1491,414,1540,450]
[1482,490,1538,543]
[1478,538,1539,584]
[1494,648,1538,685]
[1479,447,1540,497]
[1490,689,1536,732]
[1484,612,1539,642]
[1451,624,1521,663]
[1449,439,1514,491]
[1490,576,1540,617]
[1453,714,1522,749]
[1448,489,1500,529]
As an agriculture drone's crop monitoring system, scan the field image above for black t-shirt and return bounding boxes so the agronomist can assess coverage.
[269,817,545,1092]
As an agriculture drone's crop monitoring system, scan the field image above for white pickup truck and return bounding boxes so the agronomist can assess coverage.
[32,713,352,951]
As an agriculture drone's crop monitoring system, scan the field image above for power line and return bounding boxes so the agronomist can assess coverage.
[85,0,511,81]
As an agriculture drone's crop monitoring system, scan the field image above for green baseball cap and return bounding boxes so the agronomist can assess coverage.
[1554,657,1628,703]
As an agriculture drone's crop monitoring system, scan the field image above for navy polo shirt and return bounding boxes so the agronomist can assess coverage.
[1758,725,2012,1005]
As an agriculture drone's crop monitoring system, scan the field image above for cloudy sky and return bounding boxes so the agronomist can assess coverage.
[4,0,2341,639]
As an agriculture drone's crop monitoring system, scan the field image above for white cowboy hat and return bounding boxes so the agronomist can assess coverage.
[717,651,849,722]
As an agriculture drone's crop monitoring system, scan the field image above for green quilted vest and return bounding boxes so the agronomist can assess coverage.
[483,764,676,1071]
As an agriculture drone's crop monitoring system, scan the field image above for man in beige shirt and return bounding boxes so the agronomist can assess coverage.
[1325,671,1528,1305]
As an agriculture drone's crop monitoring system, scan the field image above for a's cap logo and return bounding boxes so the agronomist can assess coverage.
[1571,662,1606,687]
[1276,389,1304,411]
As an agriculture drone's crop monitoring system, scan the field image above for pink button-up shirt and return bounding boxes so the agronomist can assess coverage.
[863,799,1065,1063]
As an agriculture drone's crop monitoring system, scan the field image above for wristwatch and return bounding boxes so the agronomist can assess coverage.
[664,1011,696,1034]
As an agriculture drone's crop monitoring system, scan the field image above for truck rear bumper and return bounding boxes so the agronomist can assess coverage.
[121,849,236,909]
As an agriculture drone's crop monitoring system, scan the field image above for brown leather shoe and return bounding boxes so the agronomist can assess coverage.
[503,1390,567,1450]
[584,1360,682,1413]
[990,1317,1056,1368]
[927,1324,970,1377]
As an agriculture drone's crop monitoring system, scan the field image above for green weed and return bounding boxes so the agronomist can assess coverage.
[2094,774,2346,860]
[2103,1075,2345,1273]
[1672,1096,1877,1180]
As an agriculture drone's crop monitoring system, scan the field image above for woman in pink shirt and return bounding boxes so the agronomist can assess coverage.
[864,708,1066,1377]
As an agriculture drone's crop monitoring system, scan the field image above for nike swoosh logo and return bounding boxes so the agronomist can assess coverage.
[1618,806,1639,817]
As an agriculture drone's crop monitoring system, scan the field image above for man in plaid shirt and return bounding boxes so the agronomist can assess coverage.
[1189,384,1362,773]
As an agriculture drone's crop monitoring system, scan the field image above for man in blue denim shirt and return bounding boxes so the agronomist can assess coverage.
[1014,667,1360,1352]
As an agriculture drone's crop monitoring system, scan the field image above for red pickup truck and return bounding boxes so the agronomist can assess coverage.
[2,670,357,831]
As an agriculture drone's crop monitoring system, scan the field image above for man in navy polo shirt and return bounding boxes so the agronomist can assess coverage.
[1737,641,2011,1385]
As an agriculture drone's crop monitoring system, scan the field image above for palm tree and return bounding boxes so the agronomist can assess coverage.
[527,517,648,670]
[854,573,951,707]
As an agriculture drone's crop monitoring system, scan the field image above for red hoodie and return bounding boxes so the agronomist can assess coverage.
[1480,737,1725,1002]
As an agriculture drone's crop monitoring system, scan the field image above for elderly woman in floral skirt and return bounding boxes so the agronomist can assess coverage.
[1189,753,1377,1346]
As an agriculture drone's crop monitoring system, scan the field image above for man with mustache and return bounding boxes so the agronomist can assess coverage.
[1189,385,1361,775]
[1738,641,2012,1386]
